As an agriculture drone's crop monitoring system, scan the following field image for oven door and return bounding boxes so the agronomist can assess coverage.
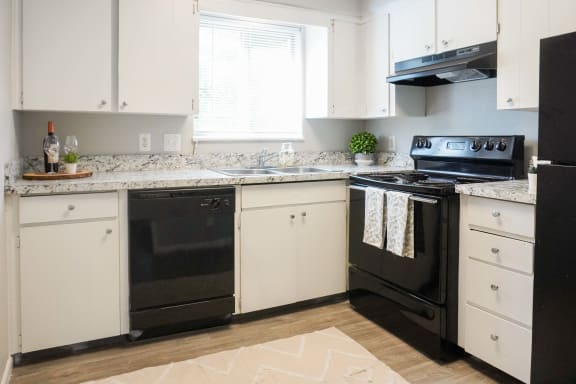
[349,184,447,304]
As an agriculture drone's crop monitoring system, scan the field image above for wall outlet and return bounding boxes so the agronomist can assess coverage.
[138,133,152,152]
[386,136,397,152]
[163,134,182,152]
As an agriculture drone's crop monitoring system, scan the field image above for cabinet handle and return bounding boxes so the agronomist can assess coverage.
[490,334,499,341]
[491,211,501,218]
[441,40,449,47]
[121,101,128,109]
[491,247,500,254]
[301,212,307,217]
[490,284,499,291]
[106,229,113,235]
[67,205,75,211]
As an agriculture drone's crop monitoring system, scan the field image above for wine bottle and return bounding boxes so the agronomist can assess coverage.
[43,121,60,173]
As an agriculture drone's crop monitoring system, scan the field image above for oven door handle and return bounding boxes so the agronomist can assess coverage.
[349,185,438,205]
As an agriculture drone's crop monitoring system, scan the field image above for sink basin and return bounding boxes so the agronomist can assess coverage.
[215,168,275,176]
[269,167,328,174]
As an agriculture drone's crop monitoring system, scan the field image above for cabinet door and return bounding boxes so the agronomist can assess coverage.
[240,206,299,313]
[295,202,347,302]
[436,0,497,52]
[497,0,549,110]
[331,19,361,118]
[119,0,199,114]
[388,0,435,64]
[22,0,112,111]
[549,0,576,37]
[362,13,390,118]
[20,220,120,352]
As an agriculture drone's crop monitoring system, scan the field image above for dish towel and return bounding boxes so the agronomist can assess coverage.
[386,191,415,258]
[363,187,387,249]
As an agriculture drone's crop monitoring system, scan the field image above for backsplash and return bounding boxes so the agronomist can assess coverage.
[5,152,414,181]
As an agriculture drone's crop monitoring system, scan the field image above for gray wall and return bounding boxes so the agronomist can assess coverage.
[1,0,18,373]
[367,79,539,163]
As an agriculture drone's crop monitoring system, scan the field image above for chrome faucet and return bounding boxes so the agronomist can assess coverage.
[256,149,277,168]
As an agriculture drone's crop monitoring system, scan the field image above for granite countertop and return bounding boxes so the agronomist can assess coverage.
[5,165,410,195]
[455,179,535,205]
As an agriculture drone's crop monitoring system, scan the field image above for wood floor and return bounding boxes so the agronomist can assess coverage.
[10,302,522,384]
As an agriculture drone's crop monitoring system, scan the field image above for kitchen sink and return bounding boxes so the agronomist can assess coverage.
[269,167,328,174]
[215,168,275,176]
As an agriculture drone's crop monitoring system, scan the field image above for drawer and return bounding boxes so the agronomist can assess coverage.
[465,305,531,383]
[242,181,346,209]
[20,192,119,224]
[467,259,533,326]
[466,196,535,239]
[467,230,534,274]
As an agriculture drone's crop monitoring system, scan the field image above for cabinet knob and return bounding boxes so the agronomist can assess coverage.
[290,214,295,220]
[301,212,307,217]
[425,44,432,50]
[441,39,449,47]
[490,334,499,341]
[490,284,499,291]
[121,101,128,109]
[67,205,75,211]
[98,100,107,108]
[506,97,513,104]
[381,108,387,113]
[106,229,113,235]
[491,211,501,218]
[491,247,500,254]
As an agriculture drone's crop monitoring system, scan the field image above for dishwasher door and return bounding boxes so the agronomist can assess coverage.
[128,188,235,313]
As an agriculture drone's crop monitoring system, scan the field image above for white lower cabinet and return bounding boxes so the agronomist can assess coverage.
[459,195,535,383]
[19,193,121,353]
[240,182,347,313]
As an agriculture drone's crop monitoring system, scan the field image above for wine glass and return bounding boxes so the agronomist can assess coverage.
[64,135,78,154]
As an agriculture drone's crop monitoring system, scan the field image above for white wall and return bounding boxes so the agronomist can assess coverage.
[1,0,18,376]
[367,79,539,162]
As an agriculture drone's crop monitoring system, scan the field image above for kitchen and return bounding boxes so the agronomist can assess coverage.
[0,0,573,383]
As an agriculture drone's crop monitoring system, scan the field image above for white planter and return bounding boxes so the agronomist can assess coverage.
[64,163,78,174]
[354,153,375,166]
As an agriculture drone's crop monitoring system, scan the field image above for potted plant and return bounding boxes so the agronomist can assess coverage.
[63,152,79,174]
[349,132,378,166]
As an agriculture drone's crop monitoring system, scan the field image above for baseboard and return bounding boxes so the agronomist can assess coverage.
[1,356,12,384]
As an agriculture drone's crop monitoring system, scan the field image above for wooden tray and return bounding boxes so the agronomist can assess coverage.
[23,170,93,180]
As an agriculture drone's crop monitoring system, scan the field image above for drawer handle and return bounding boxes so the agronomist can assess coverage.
[67,205,76,211]
[491,248,500,254]
[491,211,501,218]
[490,284,499,291]
[490,334,499,341]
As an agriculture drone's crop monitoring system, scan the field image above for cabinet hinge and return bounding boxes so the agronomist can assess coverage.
[20,92,23,107]
[497,22,501,35]
[331,19,335,29]
[193,0,199,15]
[16,235,20,249]
[192,98,195,112]
[331,104,335,114]
[18,334,22,348]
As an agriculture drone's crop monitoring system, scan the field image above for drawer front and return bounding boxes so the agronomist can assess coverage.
[20,192,119,224]
[467,259,533,326]
[466,196,535,238]
[467,230,534,274]
[242,181,346,209]
[465,305,531,383]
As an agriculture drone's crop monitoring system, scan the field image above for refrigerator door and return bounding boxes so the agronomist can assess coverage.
[539,31,576,163]
[532,164,576,382]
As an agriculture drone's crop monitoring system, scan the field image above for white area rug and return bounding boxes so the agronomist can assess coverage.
[83,327,409,383]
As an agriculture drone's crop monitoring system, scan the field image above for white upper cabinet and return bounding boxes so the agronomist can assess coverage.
[21,0,112,112]
[388,0,435,63]
[118,0,199,114]
[548,0,576,37]
[436,0,497,53]
[497,0,549,110]
[361,13,390,118]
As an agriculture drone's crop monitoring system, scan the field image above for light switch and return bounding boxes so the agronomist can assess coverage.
[138,133,151,152]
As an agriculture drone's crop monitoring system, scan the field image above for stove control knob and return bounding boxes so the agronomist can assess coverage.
[484,141,495,151]
[416,138,425,148]
[496,140,508,151]
[470,140,482,152]
[425,139,432,149]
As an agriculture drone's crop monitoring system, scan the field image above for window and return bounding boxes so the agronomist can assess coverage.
[195,14,303,140]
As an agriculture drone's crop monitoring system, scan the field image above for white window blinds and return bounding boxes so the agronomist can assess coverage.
[194,14,303,140]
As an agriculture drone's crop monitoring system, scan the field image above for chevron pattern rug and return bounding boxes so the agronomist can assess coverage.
[83,327,409,384]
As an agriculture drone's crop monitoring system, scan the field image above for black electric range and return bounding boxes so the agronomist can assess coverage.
[348,135,525,359]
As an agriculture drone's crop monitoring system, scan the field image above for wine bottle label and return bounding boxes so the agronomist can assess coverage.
[47,144,59,163]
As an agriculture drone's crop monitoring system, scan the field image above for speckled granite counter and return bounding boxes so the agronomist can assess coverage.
[456,179,535,205]
[5,165,409,195]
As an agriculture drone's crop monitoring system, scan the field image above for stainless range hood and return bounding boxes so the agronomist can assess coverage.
[387,41,497,87]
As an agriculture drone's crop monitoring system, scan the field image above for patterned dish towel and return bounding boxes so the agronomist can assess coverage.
[363,187,387,249]
[386,191,415,258]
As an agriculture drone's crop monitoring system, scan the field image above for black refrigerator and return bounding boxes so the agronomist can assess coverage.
[533,31,576,383]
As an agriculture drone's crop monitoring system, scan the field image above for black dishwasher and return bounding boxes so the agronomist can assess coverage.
[128,187,235,339]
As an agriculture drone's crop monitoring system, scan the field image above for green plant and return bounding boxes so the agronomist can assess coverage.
[63,152,79,164]
[349,132,378,154]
